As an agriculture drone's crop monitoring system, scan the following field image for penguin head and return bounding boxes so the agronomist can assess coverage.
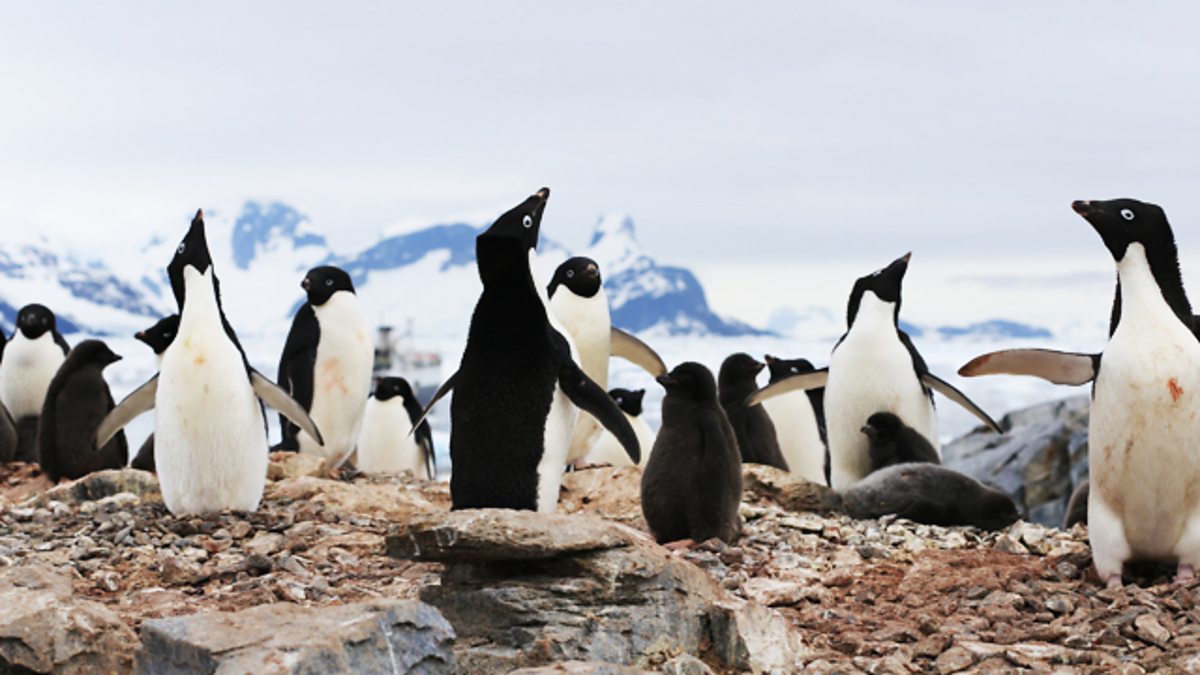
[373,376,416,404]
[860,411,903,441]
[16,304,57,340]
[847,252,910,327]
[1072,198,1174,263]
[657,362,718,402]
[302,266,355,306]
[764,355,817,385]
[548,257,603,299]
[974,484,1022,531]
[167,210,215,309]
[608,387,645,416]
[719,353,766,388]
[70,339,122,368]
[135,314,180,355]
[476,188,550,284]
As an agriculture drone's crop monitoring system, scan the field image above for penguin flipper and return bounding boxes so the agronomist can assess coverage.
[410,371,458,434]
[610,327,668,377]
[96,374,158,448]
[747,368,829,407]
[957,348,1097,385]
[417,419,436,480]
[920,372,1003,434]
[53,331,70,356]
[250,370,325,447]
[559,362,640,464]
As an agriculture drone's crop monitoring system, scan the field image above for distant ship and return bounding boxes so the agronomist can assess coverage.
[373,320,442,403]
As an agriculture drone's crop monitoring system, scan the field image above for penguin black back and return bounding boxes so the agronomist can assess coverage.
[843,463,1020,531]
[718,353,788,471]
[37,340,128,481]
[642,362,742,544]
[861,411,940,472]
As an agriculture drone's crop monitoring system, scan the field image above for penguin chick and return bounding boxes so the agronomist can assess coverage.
[38,340,128,481]
[861,411,940,472]
[718,353,788,471]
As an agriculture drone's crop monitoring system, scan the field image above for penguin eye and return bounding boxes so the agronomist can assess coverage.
[325,279,334,287]
[1121,209,1135,221]
[177,243,186,254]
[566,270,575,278]
[790,367,799,373]
[522,215,533,229]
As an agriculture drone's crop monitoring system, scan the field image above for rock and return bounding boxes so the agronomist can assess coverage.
[943,395,1088,527]
[267,476,448,521]
[740,464,843,514]
[509,662,643,674]
[741,577,815,606]
[385,509,637,562]
[266,451,327,480]
[0,564,138,673]
[1132,614,1172,648]
[137,599,455,674]
[934,645,976,673]
[559,466,645,525]
[659,654,715,674]
[25,468,161,507]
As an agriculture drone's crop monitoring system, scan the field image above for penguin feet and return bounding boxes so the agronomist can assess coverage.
[1105,574,1123,589]
[1177,563,1196,584]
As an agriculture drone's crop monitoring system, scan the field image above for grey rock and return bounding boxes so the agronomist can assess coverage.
[509,662,643,674]
[136,599,455,674]
[658,654,715,674]
[0,564,138,673]
[385,509,634,562]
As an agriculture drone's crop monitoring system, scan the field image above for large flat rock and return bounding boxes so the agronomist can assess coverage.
[137,599,455,674]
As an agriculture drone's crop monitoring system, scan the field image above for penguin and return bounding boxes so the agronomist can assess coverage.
[1064,479,1089,529]
[129,315,180,473]
[96,210,323,515]
[960,199,1200,586]
[0,401,16,463]
[276,265,373,469]
[580,388,656,468]
[0,304,70,461]
[861,411,940,472]
[355,376,435,478]
[37,340,128,481]
[641,362,742,545]
[748,253,1001,490]
[761,355,828,484]
[434,188,640,512]
[842,463,1020,531]
[547,256,667,464]
[718,353,788,470]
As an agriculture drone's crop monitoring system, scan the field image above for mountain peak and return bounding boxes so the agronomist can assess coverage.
[232,201,327,270]
[588,213,637,248]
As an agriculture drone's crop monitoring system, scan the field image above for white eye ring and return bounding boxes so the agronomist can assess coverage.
[177,243,186,254]
[1121,209,1135,221]
[566,270,575,278]
[790,367,799,373]
[522,215,533,229]
[325,279,334,286]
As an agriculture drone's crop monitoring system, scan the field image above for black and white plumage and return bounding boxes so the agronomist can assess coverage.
[96,210,323,515]
[129,315,180,473]
[0,400,16,463]
[861,411,940,472]
[0,304,70,461]
[444,188,640,512]
[37,340,128,481]
[842,463,1020,531]
[641,362,742,545]
[355,376,435,478]
[581,388,656,468]
[762,355,828,485]
[718,353,788,470]
[276,265,373,469]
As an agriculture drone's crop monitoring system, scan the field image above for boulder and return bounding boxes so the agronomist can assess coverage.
[741,464,843,514]
[137,599,455,674]
[560,466,645,526]
[943,396,1088,527]
[267,475,449,521]
[0,564,138,673]
[390,508,808,672]
[25,467,161,507]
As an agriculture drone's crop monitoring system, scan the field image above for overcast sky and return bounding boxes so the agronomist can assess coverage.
[3,2,1200,325]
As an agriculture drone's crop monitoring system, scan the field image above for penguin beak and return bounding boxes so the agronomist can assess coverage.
[753,360,765,374]
[860,424,874,437]
[301,278,311,291]
[898,251,912,265]
[1072,200,1091,216]
[656,374,676,388]
[764,355,777,365]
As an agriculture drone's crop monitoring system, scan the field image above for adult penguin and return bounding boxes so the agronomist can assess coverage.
[38,340,128,481]
[580,388,656,468]
[761,355,828,485]
[960,199,1200,586]
[96,210,323,515]
[425,188,640,512]
[749,253,1000,490]
[355,376,435,478]
[0,304,70,460]
[276,265,373,470]
[129,315,180,473]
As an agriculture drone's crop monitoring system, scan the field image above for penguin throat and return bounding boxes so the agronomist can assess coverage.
[849,294,898,334]
[1115,243,1193,330]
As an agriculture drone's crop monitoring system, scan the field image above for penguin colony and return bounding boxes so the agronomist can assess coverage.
[0,193,1179,587]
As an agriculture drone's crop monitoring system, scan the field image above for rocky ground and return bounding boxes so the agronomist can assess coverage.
[0,444,1196,672]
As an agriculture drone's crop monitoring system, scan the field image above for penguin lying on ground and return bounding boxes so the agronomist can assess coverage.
[961,198,1200,586]
[749,253,1001,490]
[762,355,828,485]
[842,463,1020,531]
[97,210,323,515]
[581,388,656,468]
[642,362,742,546]
[129,314,180,473]
[355,376,435,478]
[861,411,940,472]
[0,304,70,461]
[38,340,128,481]
[719,353,788,471]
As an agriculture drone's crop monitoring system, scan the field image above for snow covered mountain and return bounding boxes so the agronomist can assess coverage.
[767,304,1055,343]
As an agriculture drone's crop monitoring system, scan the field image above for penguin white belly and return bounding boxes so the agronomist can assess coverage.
[535,385,579,513]
[825,307,936,491]
[298,294,373,465]
[356,398,425,475]
[156,333,266,515]
[0,334,65,419]
[582,413,656,468]
[550,290,612,463]
[1089,309,1200,568]
[763,392,826,484]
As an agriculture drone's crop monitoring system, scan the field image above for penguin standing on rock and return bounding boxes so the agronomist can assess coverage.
[38,340,128,481]
[355,376,435,478]
[719,353,788,470]
[749,254,1000,490]
[422,188,641,512]
[761,355,827,484]
[642,362,742,546]
[581,388,656,468]
[129,315,180,473]
[96,210,323,515]
[276,265,374,470]
[960,199,1200,586]
[0,304,70,461]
